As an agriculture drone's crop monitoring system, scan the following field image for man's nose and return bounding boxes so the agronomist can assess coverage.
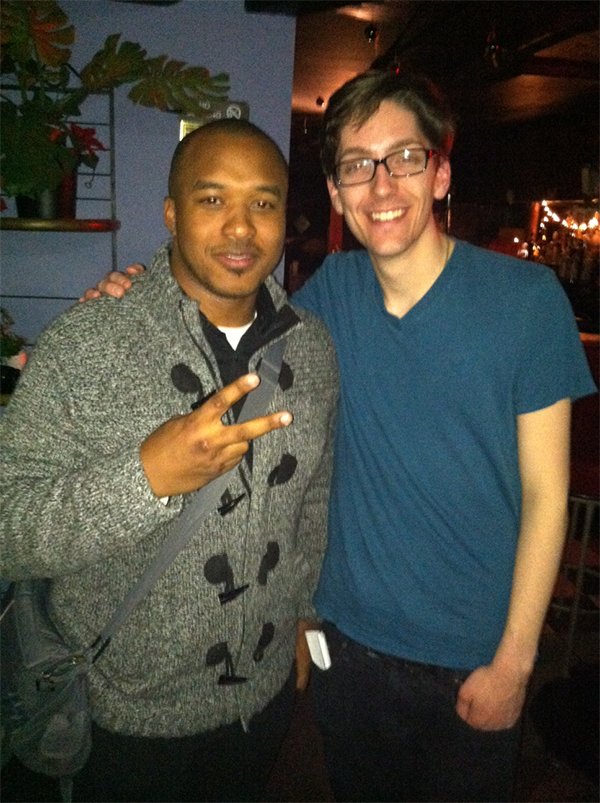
[371,160,395,190]
[224,207,255,239]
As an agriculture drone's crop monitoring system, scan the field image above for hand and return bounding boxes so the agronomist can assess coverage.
[140,373,292,498]
[455,662,529,731]
[295,619,318,691]
[79,264,145,302]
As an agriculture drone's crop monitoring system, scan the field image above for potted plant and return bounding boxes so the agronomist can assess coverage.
[0,0,230,216]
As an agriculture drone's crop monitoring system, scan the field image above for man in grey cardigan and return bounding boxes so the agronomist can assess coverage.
[0,120,338,802]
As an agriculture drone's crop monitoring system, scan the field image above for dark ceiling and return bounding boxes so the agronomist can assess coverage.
[246,1,599,126]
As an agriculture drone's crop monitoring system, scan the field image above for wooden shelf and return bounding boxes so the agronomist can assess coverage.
[0,217,120,233]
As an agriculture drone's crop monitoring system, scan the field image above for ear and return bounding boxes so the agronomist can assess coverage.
[433,156,452,201]
[164,196,176,235]
[326,176,344,216]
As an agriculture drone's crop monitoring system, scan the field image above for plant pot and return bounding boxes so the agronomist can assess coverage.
[15,172,77,220]
[56,170,77,218]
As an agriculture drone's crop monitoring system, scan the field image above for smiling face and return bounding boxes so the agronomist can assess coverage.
[327,100,451,269]
[164,129,288,326]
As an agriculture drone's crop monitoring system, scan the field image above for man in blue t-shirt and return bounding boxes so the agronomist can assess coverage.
[85,71,595,802]
[292,71,595,802]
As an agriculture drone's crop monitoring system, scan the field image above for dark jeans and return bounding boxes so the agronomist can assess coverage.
[311,623,521,802]
[2,670,296,802]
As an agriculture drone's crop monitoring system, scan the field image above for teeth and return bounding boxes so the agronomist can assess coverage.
[371,209,404,222]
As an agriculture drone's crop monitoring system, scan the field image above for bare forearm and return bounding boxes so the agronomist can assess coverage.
[456,399,571,730]
[456,498,568,730]
[494,493,569,676]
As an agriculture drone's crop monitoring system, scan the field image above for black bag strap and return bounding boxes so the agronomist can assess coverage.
[90,337,287,660]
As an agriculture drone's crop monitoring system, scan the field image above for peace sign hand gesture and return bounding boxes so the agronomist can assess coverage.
[140,373,292,498]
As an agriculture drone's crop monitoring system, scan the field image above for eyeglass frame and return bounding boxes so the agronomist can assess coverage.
[334,147,439,187]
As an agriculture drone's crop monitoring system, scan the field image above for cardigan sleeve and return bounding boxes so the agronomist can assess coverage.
[0,328,181,581]
[291,369,337,621]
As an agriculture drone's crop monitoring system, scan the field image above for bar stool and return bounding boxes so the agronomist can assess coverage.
[553,491,599,675]
[551,335,599,675]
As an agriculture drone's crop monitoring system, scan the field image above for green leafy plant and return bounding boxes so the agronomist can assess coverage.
[0,0,230,199]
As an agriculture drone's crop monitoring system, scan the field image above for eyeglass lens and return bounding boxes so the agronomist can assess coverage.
[337,148,432,185]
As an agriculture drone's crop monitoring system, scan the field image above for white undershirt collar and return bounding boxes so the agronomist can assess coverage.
[217,311,258,350]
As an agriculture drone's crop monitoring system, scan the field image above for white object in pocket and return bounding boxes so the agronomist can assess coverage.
[305,629,331,670]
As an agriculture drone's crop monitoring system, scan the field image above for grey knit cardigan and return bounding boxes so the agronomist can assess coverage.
[0,244,338,737]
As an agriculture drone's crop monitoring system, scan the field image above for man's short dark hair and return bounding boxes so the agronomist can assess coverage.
[168,118,288,196]
[320,70,457,179]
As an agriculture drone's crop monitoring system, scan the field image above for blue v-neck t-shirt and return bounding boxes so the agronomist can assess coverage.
[294,239,596,669]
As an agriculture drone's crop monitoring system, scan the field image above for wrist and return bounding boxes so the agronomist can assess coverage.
[492,634,536,681]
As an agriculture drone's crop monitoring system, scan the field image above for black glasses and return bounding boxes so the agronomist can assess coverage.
[335,147,438,187]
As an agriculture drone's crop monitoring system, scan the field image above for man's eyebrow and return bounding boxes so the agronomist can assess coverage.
[256,184,284,199]
[338,139,423,160]
[191,180,225,191]
[191,180,283,198]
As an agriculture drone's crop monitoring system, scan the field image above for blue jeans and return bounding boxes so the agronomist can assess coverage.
[311,623,521,802]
